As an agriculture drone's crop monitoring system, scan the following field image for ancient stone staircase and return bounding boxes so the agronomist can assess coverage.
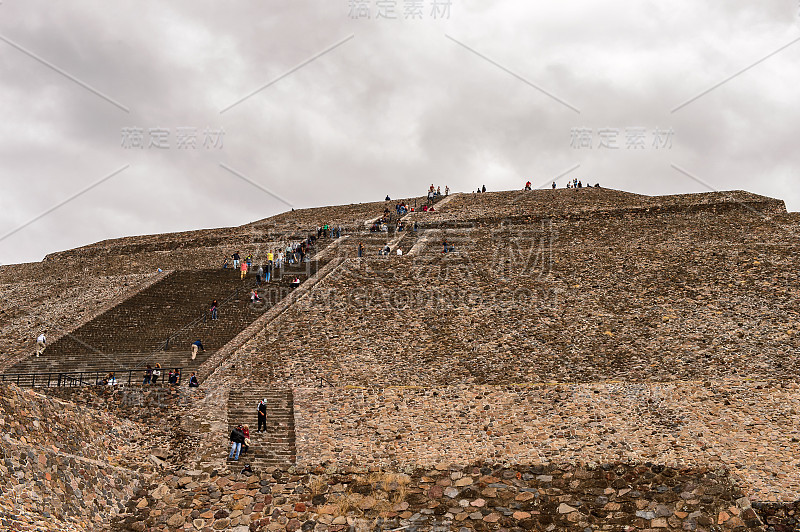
[5,258,326,381]
[227,388,296,469]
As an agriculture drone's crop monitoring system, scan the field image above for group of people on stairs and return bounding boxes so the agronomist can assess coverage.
[228,397,270,461]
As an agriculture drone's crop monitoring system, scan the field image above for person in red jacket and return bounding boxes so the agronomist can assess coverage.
[241,425,251,455]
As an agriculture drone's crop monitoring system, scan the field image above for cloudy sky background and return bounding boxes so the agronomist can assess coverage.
[1,0,798,265]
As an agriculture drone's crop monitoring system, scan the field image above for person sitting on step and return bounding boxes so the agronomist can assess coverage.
[188,372,199,387]
[290,277,301,288]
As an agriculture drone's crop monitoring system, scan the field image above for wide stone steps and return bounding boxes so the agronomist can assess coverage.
[227,389,296,468]
[4,245,330,384]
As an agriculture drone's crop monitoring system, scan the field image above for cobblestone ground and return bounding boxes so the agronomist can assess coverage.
[113,462,765,531]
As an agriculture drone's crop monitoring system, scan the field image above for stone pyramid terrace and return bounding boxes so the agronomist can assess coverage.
[1,187,799,531]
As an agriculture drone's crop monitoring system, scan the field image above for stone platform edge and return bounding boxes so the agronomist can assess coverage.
[411,198,788,229]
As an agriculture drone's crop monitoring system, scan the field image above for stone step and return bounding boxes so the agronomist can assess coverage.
[227,388,296,466]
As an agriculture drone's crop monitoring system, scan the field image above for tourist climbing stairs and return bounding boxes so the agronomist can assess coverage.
[227,388,296,469]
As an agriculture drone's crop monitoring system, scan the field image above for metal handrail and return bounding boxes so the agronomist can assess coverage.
[0,367,186,388]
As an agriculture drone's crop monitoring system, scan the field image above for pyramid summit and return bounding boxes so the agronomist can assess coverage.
[1,187,798,530]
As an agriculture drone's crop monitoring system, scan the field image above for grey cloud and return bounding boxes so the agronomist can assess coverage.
[1,0,798,264]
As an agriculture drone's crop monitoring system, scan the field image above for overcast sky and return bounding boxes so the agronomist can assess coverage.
[1,0,798,265]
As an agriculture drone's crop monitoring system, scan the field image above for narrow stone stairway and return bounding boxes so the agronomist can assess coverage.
[227,389,296,470]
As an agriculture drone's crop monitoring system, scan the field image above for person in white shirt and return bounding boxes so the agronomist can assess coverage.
[396,248,403,256]
[36,333,46,357]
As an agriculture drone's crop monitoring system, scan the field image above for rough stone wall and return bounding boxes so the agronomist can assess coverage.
[293,381,800,503]
[0,385,159,531]
[44,384,226,468]
[222,210,800,389]
[752,500,800,531]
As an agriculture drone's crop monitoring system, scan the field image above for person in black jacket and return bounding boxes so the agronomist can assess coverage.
[257,399,268,432]
[229,425,245,460]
